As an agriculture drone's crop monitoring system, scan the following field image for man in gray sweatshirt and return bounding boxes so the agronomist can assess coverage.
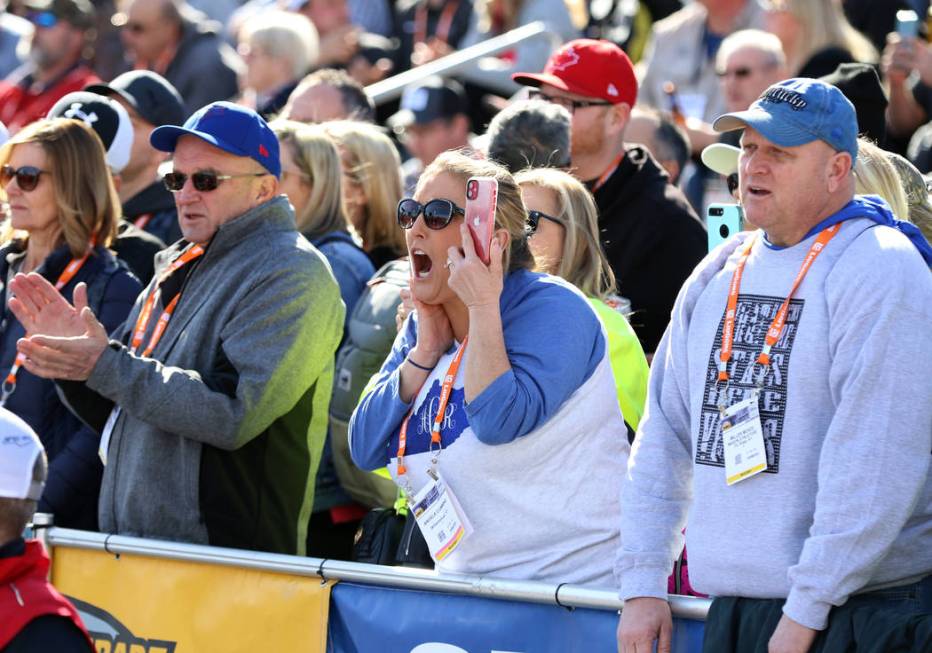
[616,78,932,653]
[10,102,344,556]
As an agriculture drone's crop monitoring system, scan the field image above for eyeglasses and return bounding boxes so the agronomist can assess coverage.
[1,165,49,192]
[26,11,57,28]
[526,210,563,235]
[397,198,465,230]
[162,170,267,192]
[527,89,612,113]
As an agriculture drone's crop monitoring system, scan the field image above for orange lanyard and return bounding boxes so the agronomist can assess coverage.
[397,337,468,476]
[2,247,94,404]
[414,0,459,48]
[133,212,154,230]
[130,244,204,356]
[591,153,625,193]
[718,225,841,384]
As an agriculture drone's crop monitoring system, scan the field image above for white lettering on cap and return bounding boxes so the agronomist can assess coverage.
[607,83,619,97]
[63,103,98,125]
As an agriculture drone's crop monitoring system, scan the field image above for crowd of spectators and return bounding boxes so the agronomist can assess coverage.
[0,0,931,651]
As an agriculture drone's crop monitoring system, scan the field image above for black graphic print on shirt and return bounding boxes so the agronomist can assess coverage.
[696,294,804,473]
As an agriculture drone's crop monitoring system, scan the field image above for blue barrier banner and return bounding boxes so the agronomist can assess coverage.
[328,582,705,652]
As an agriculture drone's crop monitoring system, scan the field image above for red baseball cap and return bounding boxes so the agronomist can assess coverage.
[512,39,638,106]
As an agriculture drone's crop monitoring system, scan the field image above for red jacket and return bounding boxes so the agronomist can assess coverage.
[0,539,94,650]
[0,64,100,133]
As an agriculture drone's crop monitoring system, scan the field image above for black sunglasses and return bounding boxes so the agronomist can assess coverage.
[526,209,562,235]
[397,198,465,230]
[162,170,267,192]
[1,165,49,192]
[527,89,612,113]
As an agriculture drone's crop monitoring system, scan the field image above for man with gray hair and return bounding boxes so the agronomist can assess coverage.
[281,67,375,123]
[626,106,690,185]
[0,409,94,651]
[486,98,571,173]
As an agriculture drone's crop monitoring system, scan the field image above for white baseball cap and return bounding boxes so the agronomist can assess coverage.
[0,408,45,501]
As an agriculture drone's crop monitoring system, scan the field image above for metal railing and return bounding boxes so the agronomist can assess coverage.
[46,527,711,620]
[365,21,551,106]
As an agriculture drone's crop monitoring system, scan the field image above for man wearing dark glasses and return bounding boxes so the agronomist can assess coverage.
[11,102,344,556]
[513,39,706,355]
[0,0,99,133]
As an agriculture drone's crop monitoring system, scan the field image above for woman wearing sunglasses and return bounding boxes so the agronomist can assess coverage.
[515,167,649,442]
[0,118,141,530]
[349,151,628,585]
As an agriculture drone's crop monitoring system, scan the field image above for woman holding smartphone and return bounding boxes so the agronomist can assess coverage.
[0,118,141,530]
[349,151,628,585]
[515,167,649,440]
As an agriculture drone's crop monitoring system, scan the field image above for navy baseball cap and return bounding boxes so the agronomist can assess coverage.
[388,77,467,131]
[713,78,858,162]
[150,101,281,178]
[86,71,185,128]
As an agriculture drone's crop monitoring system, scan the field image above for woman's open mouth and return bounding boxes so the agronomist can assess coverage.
[411,248,433,279]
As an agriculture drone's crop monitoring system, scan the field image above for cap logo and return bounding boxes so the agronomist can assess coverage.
[548,46,580,72]
[607,83,619,97]
[2,435,33,447]
[63,103,98,125]
[258,144,269,158]
[760,87,807,111]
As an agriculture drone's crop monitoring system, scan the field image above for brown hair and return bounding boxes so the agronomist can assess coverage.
[0,118,119,255]
[418,150,534,274]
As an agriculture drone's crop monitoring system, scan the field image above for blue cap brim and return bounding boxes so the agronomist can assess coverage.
[149,125,252,159]
[712,108,818,149]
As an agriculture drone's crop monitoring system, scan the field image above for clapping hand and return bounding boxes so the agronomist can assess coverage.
[9,273,109,381]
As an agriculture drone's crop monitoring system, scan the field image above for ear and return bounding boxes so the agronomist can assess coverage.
[257,174,279,202]
[825,151,853,193]
[493,227,510,252]
[606,102,631,138]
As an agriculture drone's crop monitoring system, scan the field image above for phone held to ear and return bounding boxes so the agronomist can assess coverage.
[465,176,498,265]
[707,203,744,251]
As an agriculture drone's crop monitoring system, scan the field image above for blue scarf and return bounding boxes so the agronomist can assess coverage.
[765,195,932,267]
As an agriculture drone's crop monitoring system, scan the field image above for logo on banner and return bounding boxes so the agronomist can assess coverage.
[68,596,178,653]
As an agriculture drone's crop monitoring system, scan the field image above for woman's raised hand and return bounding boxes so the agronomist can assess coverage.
[447,224,504,311]
[409,292,453,369]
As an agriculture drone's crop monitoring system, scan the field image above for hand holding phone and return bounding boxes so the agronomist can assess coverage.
[464,177,498,265]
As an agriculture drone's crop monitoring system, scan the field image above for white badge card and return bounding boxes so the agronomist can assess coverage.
[721,395,767,485]
[410,473,472,562]
[98,407,121,466]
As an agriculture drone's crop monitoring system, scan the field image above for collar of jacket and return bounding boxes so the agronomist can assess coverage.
[156,195,295,268]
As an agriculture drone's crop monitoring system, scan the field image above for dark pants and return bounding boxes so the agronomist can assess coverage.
[703,576,932,653]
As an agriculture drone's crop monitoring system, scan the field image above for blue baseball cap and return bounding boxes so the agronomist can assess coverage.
[150,101,281,178]
[712,78,858,162]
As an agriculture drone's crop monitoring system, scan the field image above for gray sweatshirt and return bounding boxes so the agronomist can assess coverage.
[616,217,932,630]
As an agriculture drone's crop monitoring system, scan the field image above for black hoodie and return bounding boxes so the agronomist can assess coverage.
[590,145,706,353]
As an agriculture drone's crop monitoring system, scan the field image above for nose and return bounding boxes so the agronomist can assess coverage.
[174,176,201,205]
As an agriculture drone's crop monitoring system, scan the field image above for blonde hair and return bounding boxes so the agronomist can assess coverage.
[855,139,909,220]
[419,150,534,274]
[782,0,877,73]
[320,121,406,256]
[0,118,119,255]
[270,120,348,240]
[241,11,319,80]
[514,167,616,300]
